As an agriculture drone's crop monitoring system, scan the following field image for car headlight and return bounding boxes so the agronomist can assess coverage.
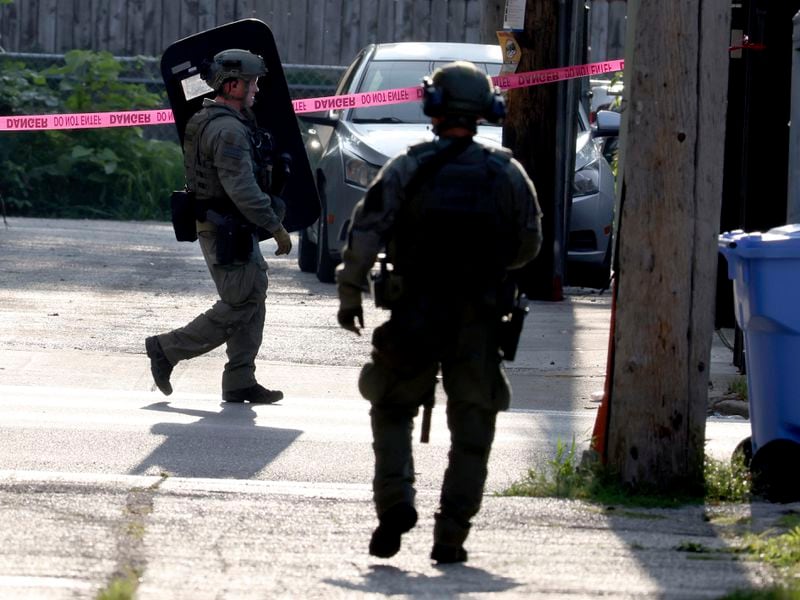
[572,159,601,196]
[344,155,381,188]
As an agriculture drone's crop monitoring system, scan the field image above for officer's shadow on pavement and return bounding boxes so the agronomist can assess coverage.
[325,563,519,596]
[129,401,301,479]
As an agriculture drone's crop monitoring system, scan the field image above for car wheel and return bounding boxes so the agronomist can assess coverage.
[316,214,338,283]
[298,227,318,273]
[592,240,613,290]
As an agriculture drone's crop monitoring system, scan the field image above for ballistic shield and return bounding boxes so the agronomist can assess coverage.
[160,19,320,232]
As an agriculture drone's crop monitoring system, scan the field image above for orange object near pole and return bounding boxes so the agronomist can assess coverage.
[591,275,617,463]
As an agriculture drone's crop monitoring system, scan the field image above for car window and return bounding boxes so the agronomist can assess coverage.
[336,49,367,96]
[350,60,502,125]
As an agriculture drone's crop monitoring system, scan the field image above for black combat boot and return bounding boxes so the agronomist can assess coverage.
[369,502,418,558]
[430,543,468,564]
[431,511,469,564]
[222,383,283,404]
[145,336,173,396]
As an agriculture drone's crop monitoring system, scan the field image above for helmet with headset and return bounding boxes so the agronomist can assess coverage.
[421,60,505,123]
[201,48,268,92]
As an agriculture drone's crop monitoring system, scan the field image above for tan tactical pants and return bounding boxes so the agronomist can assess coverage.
[157,229,268,392]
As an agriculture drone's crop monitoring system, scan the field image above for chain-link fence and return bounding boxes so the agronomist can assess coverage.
[0,51,344,103]
[0,51,344,143]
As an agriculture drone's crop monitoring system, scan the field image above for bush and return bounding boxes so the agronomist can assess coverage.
[0,50,183,220]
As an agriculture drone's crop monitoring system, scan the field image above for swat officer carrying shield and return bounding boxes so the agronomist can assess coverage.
[336,61,543,563]
[146,49,292,404]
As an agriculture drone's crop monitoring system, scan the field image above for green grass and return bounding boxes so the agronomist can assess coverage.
[704,454,752,503]
[727,376,749,400]
[777,514,800,530]
[501,442,800,595]
[703,516,800,599]
[498,438,586,499]
[742,527,800,571]
[498,440,751,506]
[96,571,140,600]
[676,541,713,553]
[722,587,800,600]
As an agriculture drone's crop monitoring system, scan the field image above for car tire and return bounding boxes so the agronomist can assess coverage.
[592,240,613,290]
[298,227,318,273]
[316,215,338,284]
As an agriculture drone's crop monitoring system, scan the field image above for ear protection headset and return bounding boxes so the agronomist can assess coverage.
[421,76,445,116]
[421,73,506,123]
[483,88,507,123]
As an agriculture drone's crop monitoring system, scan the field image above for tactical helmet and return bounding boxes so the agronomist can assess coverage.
[422,61,505,123]
[202,49,267,91]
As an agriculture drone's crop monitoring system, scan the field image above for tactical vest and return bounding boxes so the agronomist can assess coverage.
[390,140,514,297]
[183,106,273,216]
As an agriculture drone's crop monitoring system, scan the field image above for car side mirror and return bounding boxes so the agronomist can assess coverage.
[593,110,620,138]
[299,112,340,128]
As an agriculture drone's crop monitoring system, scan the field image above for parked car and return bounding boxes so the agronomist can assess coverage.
[589,76,624,123]
[298,42,618,285]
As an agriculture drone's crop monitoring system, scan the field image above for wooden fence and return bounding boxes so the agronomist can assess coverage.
[0,0,498,65]
[0,0,625,66]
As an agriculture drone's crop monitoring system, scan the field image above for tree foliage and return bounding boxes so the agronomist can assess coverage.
[0,50,182,220]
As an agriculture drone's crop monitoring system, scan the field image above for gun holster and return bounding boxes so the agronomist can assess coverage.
[205,210,254,265]
[170,189,198,242]
[499,293,529,361]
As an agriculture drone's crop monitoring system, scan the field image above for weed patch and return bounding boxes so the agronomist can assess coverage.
[499,440,750,507]
[96,570,140,600]
[705,454,752,503]
[727,376,749,401]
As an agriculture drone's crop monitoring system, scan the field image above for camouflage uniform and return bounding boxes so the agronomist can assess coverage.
[154,99,286,393]
[337,135,542,555]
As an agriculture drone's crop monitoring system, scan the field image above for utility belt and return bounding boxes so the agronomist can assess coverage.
[170,190,278,265]
[197,197,261,265]
[204,209,255,265]
[169,191,256,265]
[370,256,529,362]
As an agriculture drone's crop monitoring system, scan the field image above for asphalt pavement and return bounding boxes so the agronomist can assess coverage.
[0,217,792,599]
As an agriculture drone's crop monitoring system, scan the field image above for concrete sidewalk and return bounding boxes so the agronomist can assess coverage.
[0,301,785,600]
[0,471,784,599]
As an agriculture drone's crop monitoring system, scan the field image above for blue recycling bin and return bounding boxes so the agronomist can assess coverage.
[718,225,800,462]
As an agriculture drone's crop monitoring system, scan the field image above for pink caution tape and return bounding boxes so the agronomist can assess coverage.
[291,59,624,114]
[1,108,175,132]
[0,59,623,132]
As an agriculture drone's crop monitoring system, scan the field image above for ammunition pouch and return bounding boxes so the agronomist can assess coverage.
[251,127,293,198]
[370,256,405,309]
[205,210,254,265]
[499,293,529,361]
[170,189,198,242]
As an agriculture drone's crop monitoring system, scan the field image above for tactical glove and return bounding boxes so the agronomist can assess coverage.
[273,226,292,256]
[337,305,364,336]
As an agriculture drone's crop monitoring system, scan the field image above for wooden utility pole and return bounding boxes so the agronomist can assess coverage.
[602,0,730,490]
[502,2,565,301]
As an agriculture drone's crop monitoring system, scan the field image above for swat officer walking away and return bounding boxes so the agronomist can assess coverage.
[146,49,292,404]
[336,61,543,563]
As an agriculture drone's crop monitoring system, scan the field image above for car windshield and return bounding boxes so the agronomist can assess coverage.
[350,59,502,125]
